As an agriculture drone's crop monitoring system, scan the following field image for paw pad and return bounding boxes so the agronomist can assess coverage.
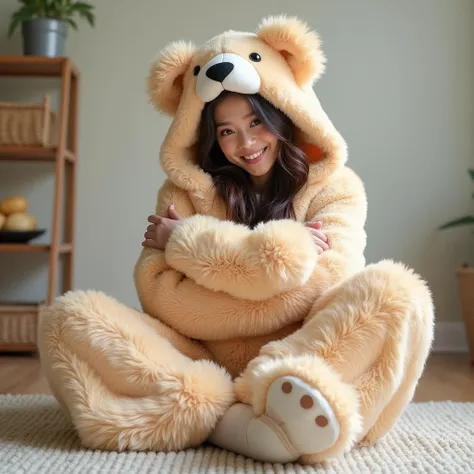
[267,376,340,454]
[316,415,329,427]
[300,394,313,409]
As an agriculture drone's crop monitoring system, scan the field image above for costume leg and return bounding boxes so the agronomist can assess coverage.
[209,260,434,464]
[37,289,235,452]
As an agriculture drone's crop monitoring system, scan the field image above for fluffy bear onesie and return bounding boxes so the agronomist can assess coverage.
[37,15,435,465]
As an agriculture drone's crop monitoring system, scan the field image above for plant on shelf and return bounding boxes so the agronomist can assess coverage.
[439,168,474,364]
[439,168,474,233]
[7,0,95,58]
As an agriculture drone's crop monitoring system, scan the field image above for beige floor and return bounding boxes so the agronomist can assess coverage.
[0,352,473,401]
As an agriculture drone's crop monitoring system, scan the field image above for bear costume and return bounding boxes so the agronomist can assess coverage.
[37,15,435,465]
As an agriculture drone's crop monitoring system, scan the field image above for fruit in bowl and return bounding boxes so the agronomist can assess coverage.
[0,196,27,215]
[3,212,37,231]
[0,196,36,229]
[0,196,44,242]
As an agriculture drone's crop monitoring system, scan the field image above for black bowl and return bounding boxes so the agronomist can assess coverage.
[0,229,46,243]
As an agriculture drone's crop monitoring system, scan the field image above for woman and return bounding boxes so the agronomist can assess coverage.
[137,90,432,463]
[38,18,434,465]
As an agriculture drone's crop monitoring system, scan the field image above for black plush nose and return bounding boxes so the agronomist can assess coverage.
[206,62,234,82]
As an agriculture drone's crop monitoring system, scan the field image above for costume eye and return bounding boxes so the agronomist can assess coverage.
[193,65,201,76]
[249,52,261,62]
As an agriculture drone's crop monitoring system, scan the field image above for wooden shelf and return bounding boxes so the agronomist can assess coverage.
[0,55,79,78]
[0,146,75,163]
[0,243,72,253]
[0,55,79,352]
[0,343,36,352]
[0,301,42,310]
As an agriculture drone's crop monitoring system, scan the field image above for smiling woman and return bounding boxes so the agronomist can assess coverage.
[197,91,309,228]
[215,95,279,179]
[36,15,435,465]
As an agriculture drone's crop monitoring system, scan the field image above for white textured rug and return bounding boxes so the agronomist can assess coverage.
[0,395,473,473]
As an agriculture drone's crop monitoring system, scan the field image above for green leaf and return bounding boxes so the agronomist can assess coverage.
[67,18,78,29]
[69,2,95,26]
[82,9,94,26]
[73,1,94,10]
[8,18,21,37]
[439,215,474,230]
[69,1,94,17]
[35,0,49,17]
[48,0,66,19]
[7,4,40,37]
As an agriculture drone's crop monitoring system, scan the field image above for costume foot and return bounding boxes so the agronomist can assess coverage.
[208,376,340,463]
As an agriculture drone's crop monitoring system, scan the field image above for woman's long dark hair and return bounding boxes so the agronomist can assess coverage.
[197,91,309,228]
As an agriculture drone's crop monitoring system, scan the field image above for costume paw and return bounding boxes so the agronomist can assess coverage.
[266,375,340,454]
[209,375,340,463]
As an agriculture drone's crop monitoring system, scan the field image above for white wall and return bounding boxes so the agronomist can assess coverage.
[0,0,473,324]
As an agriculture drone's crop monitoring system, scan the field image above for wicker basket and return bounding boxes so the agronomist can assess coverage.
[0,302,41,348]
[456,267,474,363]
[0,96,56,147]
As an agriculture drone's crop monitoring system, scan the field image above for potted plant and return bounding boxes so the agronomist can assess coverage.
[439,168,474,363]
[7,0,95,58]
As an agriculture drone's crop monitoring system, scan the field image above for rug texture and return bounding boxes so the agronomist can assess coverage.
[0,395,473,473]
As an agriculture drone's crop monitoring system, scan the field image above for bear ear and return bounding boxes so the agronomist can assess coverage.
[147,40,197,115]
[256,15,326,87]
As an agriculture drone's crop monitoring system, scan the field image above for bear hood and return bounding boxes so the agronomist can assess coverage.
[147,15,347,197]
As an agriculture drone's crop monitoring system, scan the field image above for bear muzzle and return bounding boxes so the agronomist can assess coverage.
[196,53,261,103]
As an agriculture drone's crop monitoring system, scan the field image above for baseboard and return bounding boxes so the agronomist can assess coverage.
[432,322,469,353]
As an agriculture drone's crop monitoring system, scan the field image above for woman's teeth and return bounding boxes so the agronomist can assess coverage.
[243,147,266,161]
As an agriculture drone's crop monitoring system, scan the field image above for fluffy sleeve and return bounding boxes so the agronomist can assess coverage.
[305,167,368,282]
[133,180,319,340]
[163,166,367,299]
[164,215,318,301]
[134,179,316,309]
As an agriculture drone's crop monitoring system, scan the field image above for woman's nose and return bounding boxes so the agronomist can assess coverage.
[237,131,255,148]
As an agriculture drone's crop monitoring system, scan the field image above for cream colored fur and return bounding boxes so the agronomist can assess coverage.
[165,215,318,300]
[37,15,435,464]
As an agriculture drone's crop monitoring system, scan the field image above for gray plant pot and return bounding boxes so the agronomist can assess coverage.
[21,19,68,57]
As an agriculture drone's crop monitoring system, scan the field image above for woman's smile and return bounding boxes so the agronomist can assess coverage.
[241,146,268,164]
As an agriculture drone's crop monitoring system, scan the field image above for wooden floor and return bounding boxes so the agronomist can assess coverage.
[0,352,473,401]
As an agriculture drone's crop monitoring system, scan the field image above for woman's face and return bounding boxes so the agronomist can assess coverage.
[214,93,279,188]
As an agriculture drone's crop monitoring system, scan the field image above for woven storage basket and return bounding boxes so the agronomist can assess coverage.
[0,96,55,147]
[0,303,41,346]
[456,267,474,363]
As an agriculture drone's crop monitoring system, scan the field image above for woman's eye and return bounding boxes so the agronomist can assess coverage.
[251,119,261,127]
[220,129,233,136]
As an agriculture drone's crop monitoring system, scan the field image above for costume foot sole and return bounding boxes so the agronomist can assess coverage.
[208,376,341,463]
[208,403,299,463]
[266,375,340,454]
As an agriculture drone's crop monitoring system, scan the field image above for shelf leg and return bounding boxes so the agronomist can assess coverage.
[47,60,71,305]
[63,72,78,294]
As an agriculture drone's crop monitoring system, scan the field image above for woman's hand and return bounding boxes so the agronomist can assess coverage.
[142,205,182,250]
[305,221,330,254]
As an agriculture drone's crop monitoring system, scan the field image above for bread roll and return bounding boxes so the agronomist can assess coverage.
[4,212,37,231]
[0,196,28,215]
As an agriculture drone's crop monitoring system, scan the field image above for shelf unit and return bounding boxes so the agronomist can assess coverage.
[0,56,79,352]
